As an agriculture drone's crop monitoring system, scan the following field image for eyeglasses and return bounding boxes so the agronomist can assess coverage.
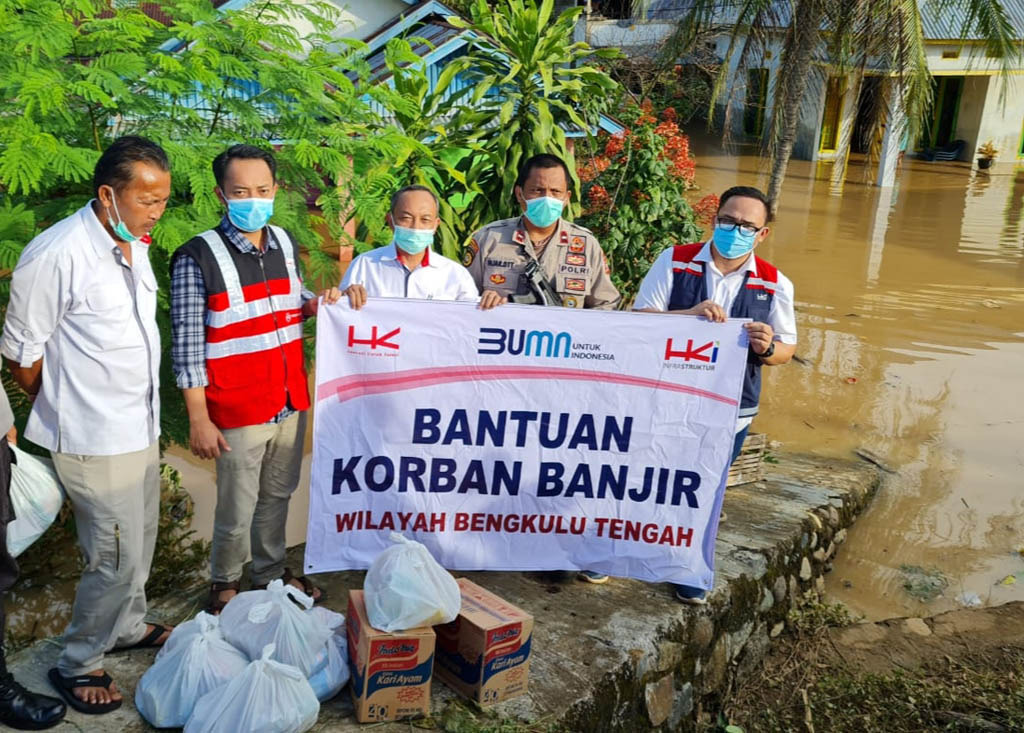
[716,217,764,236]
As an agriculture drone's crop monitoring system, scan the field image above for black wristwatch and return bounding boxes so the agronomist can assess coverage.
[756,342,775,359]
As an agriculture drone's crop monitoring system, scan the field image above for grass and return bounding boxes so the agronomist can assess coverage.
[715,594,1024,732]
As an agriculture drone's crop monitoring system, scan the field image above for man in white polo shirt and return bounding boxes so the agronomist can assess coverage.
[1,136,172,715]
[341,185,478,306]
[634,185,797,605]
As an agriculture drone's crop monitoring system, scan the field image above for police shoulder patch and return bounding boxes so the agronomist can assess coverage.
[462,239,479,267]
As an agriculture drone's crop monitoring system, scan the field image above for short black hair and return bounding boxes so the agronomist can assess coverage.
[212,144,277,189]
[93,136,169,197]
[718,186,774,223]
[390,185,439,214]
[515,154,572,192]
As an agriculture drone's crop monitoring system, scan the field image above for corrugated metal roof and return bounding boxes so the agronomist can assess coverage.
[641,0,1024,40]
[362,20,463,83]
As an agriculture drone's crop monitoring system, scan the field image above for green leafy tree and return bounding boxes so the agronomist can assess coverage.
[576,101,703,302]
[442,0,620,248]
[0,0,382,446]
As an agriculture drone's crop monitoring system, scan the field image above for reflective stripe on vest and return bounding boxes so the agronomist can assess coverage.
[199,228,303,361]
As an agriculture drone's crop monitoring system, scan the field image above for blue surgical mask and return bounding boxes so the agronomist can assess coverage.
[392,226,435,255]
[524,196,564,228]
[109,195,136,242]
[712,224,757,260]
[225,196,274,232]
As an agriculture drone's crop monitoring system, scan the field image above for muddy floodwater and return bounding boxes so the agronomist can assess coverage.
[694,141,1024,620]
[7,140,1023,643]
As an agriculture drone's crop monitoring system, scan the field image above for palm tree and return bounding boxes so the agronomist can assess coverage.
[663,0,1022,214]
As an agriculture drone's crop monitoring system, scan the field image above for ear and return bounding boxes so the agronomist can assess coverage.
[514,186,525,210]
[385,212,395,230]
[214,186,227,207]
[97,184,115,209]
[756,226,771,243]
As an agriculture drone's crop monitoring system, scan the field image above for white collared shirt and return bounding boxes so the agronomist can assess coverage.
[634,242,797,431]
[341,243,479,301]
[1,202,161,455]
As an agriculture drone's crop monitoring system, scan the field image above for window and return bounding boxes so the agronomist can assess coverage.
[743,68,769,139]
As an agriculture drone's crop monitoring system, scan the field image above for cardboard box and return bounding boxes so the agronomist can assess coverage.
[346,590,435,722]
[434,578,533,705]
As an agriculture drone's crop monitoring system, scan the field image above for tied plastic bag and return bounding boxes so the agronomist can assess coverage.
[135,613,249,728]
[364,533,461,632]
[221,579,332,677]
[6,445,65,557]
[156,611,220,661]
[306,607,349,701]
[184,643,319,733]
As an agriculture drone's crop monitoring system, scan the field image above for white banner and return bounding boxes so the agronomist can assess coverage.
[304,299,748,588]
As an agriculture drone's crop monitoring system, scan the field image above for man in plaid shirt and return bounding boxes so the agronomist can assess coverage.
[170,144,340,613]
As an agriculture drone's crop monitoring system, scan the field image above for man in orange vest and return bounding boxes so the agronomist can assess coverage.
[170,145,340,614]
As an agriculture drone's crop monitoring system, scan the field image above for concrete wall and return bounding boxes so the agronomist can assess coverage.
[586,19,676,50]
[972,75,1024,163]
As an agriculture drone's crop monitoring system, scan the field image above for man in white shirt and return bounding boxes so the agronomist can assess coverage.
[634,185,797,604]
[1,136,173,714]
[341,186,478,307]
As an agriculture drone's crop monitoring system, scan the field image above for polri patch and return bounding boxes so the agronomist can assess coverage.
[565,253,586,266]
[489,273,506,285]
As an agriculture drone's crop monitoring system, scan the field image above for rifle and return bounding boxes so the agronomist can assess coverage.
[507,258,562,306]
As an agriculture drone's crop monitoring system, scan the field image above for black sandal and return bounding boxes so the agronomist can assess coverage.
[252,567,326,604]
[47,668,122,715]
[110,623,171,653]
[205,580,241,615]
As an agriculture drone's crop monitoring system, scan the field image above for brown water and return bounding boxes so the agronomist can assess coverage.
[7,143,1024,643]
[692,140,1024,620]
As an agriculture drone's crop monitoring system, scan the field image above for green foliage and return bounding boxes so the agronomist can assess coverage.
[442,0,620,250]
[575,102,702,302]
[0,0,378,447]
[147,463,211,598]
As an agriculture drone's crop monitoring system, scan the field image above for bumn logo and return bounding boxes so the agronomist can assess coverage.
[478,328,571,358]
[664,338,718,363]
[348,325,400,350]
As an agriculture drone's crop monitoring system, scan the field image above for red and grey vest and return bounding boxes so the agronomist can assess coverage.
[176,226,309,429]
[667,243,779,420]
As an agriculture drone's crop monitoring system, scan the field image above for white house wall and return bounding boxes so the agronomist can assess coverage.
[973,75,1024,163]
[955,76,990,160]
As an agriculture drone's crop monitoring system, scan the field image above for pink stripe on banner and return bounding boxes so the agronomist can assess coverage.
[316,365,737,406]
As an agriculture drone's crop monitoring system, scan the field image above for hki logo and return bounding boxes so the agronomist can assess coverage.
[478,328,571,358]
[664,338,719,363]
[347,325,400,350]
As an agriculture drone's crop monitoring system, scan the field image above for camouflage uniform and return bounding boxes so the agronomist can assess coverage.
[464,216,620,309]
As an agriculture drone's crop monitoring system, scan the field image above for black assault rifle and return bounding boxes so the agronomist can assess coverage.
[507,258,562,306]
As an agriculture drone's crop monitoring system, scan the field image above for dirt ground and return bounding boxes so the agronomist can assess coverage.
[719,601,1024,732]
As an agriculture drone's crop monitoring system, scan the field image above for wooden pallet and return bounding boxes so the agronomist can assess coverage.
[727,432,767,487]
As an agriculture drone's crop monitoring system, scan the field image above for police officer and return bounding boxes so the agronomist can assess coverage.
[470,154,619,585]
[470,154,620,311]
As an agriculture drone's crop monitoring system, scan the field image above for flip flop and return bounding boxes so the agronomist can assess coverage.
[110,623,171,653]
[205,580,241,616]
[252,567,326,604]
[47,668,122,715]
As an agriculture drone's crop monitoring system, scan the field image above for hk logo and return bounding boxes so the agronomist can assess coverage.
[348,325,400,350]
[664,338,718,362]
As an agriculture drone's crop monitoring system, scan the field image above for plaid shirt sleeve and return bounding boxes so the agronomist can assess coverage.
[170,252,210,389]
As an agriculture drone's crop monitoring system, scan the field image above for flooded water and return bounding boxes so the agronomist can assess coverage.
[7,139,1023,644]
[691,139,1024,620]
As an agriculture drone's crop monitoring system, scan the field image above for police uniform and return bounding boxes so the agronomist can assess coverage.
[464,216,620,310]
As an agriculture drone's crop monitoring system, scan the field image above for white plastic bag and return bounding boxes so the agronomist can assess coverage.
[6,445,65,557]
[135,613,249,728]
[184,643,319,733]
[364,533,461,632]
[220,579,332,676]
[156,611,219,661]
[306,607,349,701]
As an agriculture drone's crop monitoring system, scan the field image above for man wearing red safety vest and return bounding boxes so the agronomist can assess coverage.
[170,145,340,614]
[634,185,797,605]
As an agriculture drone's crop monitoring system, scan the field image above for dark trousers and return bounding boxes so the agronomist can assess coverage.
[731,425,750,465]
[0,443,17,673]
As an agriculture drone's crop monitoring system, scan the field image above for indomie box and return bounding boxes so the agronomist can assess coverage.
[346,590,435,722]
[434,578,533,705]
